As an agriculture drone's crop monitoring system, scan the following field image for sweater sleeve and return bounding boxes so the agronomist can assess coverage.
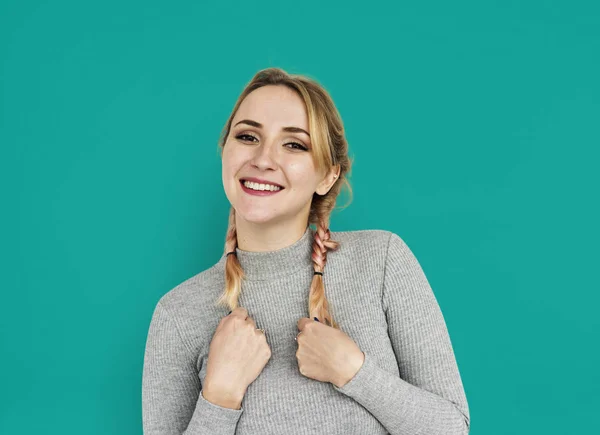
[332,232,470,435]
[142,300,243,434]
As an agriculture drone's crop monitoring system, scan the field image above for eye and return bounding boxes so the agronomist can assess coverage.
[235,133,308,151]
[285,142,309,151]
[236,133,257,142]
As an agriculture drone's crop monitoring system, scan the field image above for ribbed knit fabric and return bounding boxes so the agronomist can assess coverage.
[142,226,470,434]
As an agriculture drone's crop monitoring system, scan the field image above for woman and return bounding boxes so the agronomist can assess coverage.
[142,67,470,434]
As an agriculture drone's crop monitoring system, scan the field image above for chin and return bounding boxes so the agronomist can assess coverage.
[235,208,282,224]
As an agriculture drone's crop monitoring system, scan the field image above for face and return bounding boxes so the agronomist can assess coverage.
[221,85,338,227]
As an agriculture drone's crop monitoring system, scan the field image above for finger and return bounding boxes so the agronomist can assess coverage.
[231,307,248,320]
[297,317,311,331]
[245,316,257,329]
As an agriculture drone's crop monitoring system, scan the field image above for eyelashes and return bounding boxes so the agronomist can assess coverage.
[235,133,309,151]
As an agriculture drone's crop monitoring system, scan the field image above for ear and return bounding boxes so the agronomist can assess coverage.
[316,164,341,196]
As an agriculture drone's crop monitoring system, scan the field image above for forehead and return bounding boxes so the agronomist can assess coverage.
[234,85,308,130]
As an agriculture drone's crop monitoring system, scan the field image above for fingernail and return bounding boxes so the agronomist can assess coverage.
[314,317,319,322]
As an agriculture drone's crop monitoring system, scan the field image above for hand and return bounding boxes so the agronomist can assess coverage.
[295,317,365,388]
[204,307,272,406]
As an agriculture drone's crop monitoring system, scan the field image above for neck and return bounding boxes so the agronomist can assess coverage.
[220,225,315,281]
[235,217,310,253]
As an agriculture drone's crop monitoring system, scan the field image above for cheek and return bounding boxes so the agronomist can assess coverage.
[286,163,316,188]
[221,155,238,192]
[286,162,305,179]
[222,146,243,176]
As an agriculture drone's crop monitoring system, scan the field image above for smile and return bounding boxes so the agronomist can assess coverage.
[240,179,284,196]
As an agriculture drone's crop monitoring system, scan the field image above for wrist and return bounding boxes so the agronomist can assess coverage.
[202,389,244,410]
[202,379,246,410]
[334,350,365,388]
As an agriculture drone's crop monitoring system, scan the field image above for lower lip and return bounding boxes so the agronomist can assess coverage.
[240,180,284,196]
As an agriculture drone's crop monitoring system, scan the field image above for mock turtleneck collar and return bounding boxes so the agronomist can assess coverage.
[220,226,315,281]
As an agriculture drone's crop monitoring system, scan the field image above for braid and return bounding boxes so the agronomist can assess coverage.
[308,218,341,329]
[216,207,244,310]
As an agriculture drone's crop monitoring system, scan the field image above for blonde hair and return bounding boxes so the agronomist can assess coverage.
[215,67,353,329]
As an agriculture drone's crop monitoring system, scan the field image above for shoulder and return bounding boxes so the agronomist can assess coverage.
[329,228,418,271]
[329,228,408,256]
[154,260,225,316]
[329,228,389,247]
[327,228,405,270]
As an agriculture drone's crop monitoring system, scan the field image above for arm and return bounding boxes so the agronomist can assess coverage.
[332,232,470,435]
[142,300,243,434]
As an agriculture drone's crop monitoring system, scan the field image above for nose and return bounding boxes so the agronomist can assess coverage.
[250,139,279,171]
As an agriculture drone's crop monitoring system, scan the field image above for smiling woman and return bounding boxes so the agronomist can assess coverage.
[142,67,470,435]
[219,82,345,273]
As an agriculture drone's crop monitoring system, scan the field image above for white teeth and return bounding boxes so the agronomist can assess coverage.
[243,180,281,191]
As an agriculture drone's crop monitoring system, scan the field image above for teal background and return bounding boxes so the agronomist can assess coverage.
[1,0,598,433]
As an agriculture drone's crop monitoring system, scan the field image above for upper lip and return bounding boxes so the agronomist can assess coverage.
[240,177,284,188]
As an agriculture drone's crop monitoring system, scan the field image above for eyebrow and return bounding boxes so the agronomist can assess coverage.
[233,119,310,138]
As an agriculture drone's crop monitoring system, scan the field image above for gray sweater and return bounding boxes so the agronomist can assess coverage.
[142,227,470,434]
